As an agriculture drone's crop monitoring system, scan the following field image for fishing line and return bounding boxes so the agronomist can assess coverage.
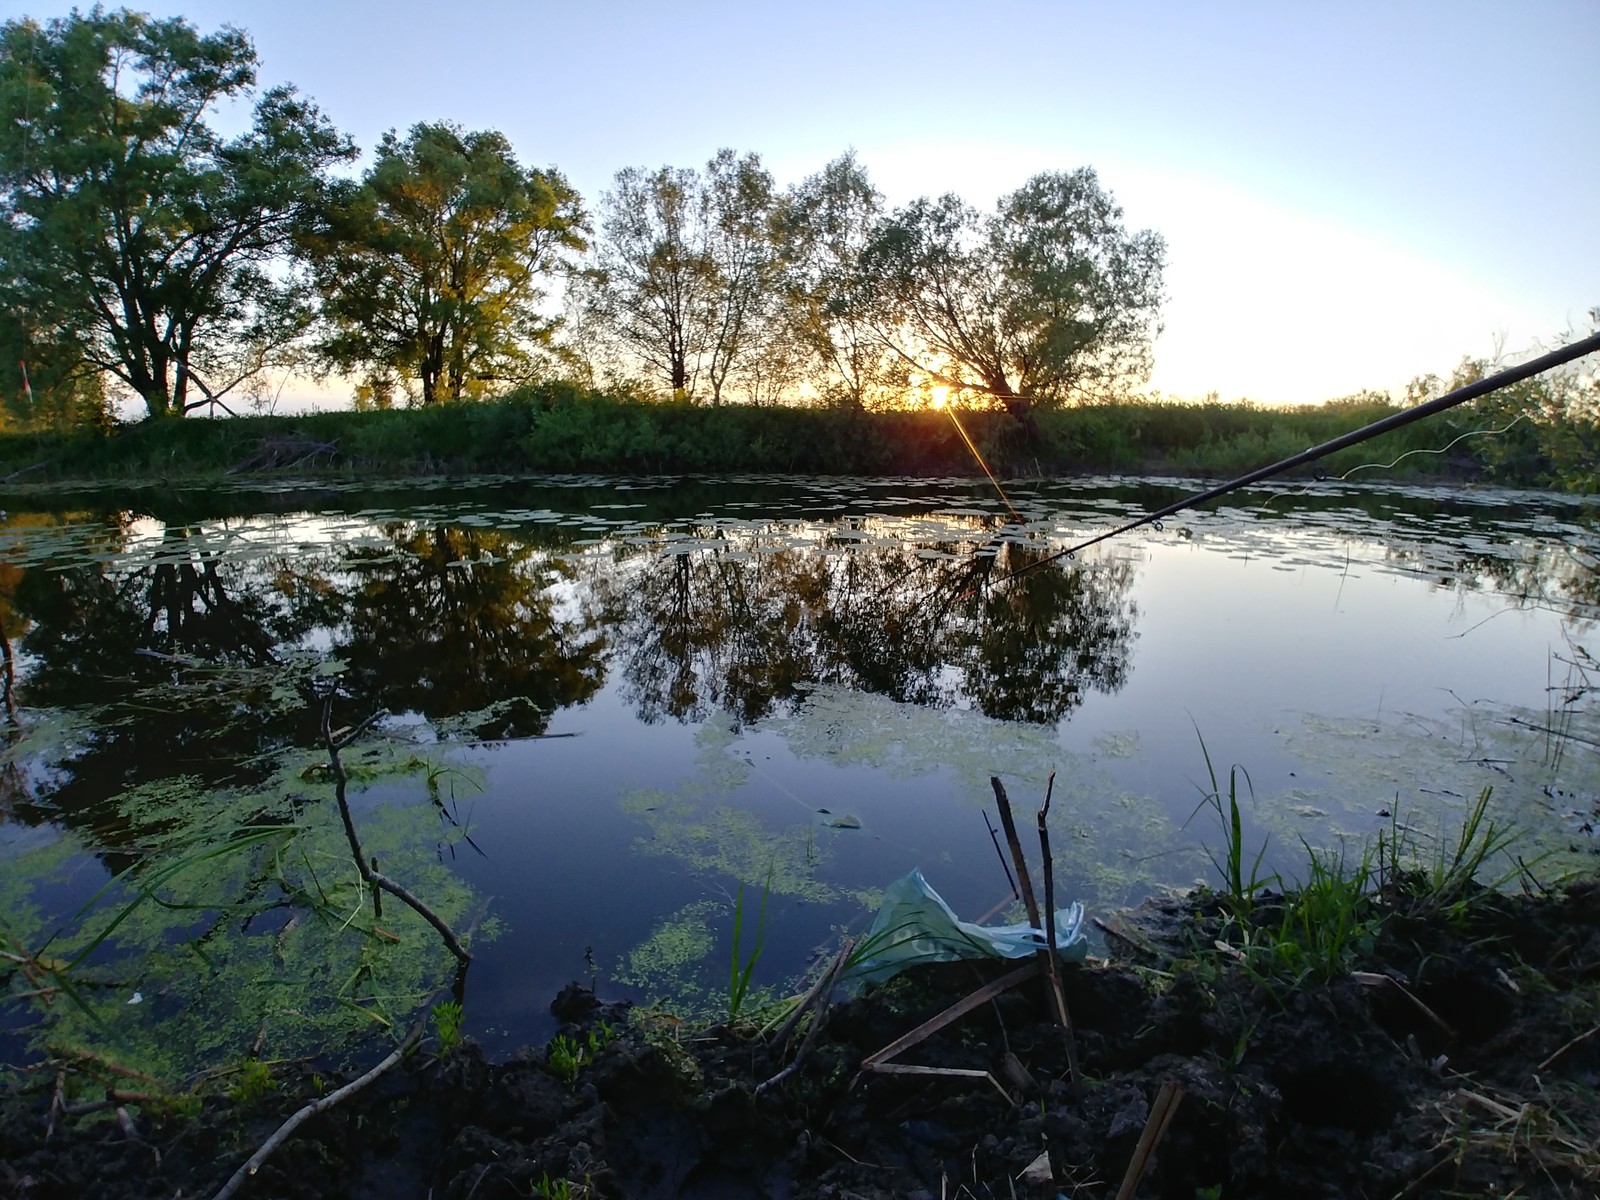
[1006,331,1600,581]
[1336,414,1531,480]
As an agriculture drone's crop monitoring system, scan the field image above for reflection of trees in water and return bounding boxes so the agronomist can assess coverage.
[1381,516,1600,628]
[593,531,1137,725]
[7,522,607,827]
[335,525,606,732]
[11,526,331,820]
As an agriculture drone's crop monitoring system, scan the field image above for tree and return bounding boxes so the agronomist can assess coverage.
[304,123,586,406]
[580,150,779,403]
[0,8,353,419]
[701,149,779,404]
[862,168,1165,413]
[776,151,898,408]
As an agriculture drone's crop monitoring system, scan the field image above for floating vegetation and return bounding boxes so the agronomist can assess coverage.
[0,678,487,1084]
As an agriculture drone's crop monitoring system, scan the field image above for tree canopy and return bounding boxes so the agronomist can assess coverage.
[775,151,895,408]
[579,150,786,403]
[861,168,1166,412]
[0,8,1173,422]
[303,122,587,407]
[0,7,353,419]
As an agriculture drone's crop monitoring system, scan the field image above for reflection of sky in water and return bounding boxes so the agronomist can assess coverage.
[1,478,1596,1050]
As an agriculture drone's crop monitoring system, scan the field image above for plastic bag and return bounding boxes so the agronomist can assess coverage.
[852,868,1087,984]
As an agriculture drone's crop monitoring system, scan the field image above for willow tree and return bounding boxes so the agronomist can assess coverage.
[0,9,353,419]
[304,123,587,406]
[862,168,1166,414]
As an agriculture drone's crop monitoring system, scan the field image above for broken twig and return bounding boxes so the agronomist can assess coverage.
[864,961,1038,1068]
[1114,1079,1185,1200]
[1537,1021,1600,1073]
[210,1024,421,1200]
[1036,772,1082,1086]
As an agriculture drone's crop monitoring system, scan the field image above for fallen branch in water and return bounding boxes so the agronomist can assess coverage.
[319,692,471,966]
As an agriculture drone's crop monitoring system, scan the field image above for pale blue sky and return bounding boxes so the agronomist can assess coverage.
[17,0,1599,405]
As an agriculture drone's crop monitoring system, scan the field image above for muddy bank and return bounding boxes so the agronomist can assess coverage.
[4,879,1598,1200]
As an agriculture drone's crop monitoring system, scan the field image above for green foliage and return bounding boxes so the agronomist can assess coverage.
[546,1021,615,1088]
[0,375,1593,490]
[304,122,586,406]
[1269,841,1380,981]
[727,870,772,1021]
[1377,788,1522,921]
[0,8,355,419]
[776,152,897,408]
[431,1000,465,1051]
[0,322,109,432]
[0,672,485,1084]
[227,1059,276,1105]
[861,168,1166,409]
[1186,734,1274,918]
[581,149,780,401]
[532,1174,588,1199]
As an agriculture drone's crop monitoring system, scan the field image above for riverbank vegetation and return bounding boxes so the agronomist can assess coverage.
[4,8,1594,495]
[0,370,1595,491]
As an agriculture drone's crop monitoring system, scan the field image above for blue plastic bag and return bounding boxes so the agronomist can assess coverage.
[852,868,1087,983]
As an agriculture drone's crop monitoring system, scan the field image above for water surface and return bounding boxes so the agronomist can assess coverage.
[1,475,1595,1064]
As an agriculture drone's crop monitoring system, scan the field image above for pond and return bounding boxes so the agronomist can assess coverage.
[1,474,1596,1074]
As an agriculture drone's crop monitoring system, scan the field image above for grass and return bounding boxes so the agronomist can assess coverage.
[727,871,773,1022]
[1376,787,1525,921]
[1186,733,1274,919]
[1267,840,1381,981]
[1190,739,1525,984]
[2,380,1589,488]
[430,999,464,1051]
[545,1021,617,1088]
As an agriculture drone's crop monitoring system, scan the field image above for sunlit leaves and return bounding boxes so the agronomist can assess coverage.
[305,122,587,406]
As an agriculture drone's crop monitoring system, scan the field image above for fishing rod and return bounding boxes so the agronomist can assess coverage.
[1015,330,1600,575]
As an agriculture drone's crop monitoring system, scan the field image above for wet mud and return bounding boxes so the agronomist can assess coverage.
[4,880,1598,1199]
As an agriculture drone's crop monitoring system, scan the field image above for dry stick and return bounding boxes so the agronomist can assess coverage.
[1113,1080,1185,1200]
[1352,972,1456,1041]
[770,937,855,1056]
[982,810,1019,900]
[989,778,1041,931]
[209,1023,422,1200]
[757,941,856,1096]
[865,1062,1014,1105]
[320,695,470,966]
[44,1070,64,1140]
[1537,1021,1600,1072]
[991,777,1074,1062]
[863,961,1039,1068]
[1036,773,1082,1088]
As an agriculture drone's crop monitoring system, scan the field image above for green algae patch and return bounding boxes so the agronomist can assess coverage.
[613,900,723,1017]
[0,710,487,1086]
[1273,701,1600,878]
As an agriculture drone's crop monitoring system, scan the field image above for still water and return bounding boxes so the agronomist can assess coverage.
[1,475,1596,1068]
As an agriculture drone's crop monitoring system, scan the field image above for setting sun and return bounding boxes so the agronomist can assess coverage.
[929,384,950,409]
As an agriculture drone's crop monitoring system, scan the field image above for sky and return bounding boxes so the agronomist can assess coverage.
[15,0,1599,407]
